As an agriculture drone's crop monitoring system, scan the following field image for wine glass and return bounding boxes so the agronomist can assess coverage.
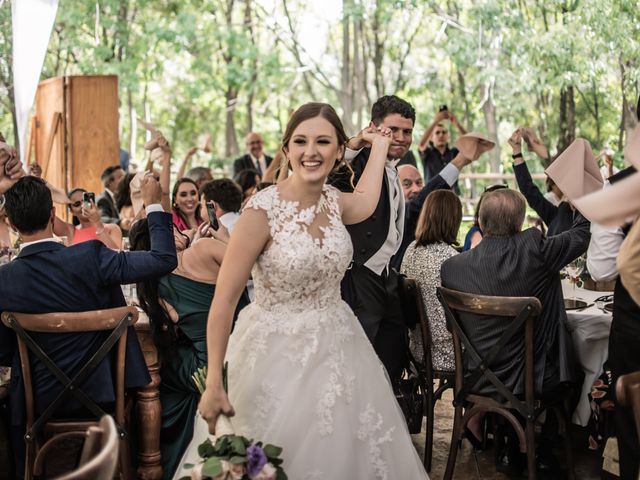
[565,255,586,299]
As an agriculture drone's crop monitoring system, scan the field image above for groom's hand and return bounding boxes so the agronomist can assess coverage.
[198,385,235,434]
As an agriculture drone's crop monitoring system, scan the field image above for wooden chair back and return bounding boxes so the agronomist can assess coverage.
[0,306,138,479]
[54,415,119,480]
[401,277,454,472]
[616,371,640,438]
[437,286,547,480]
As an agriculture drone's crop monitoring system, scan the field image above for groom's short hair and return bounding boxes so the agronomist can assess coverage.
[371,95,416,126]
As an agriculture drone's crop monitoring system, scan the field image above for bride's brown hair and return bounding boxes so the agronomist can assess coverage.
[281,103,354,183]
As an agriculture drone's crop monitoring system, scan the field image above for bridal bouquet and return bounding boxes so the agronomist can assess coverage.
[182,366,287,480]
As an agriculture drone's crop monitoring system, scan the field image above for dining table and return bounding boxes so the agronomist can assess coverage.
[562,279,613,426]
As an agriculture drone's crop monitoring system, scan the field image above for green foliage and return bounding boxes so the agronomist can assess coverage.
[0,0,638,183]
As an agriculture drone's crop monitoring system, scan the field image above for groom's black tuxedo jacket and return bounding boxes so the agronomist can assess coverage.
[329,148,450,269]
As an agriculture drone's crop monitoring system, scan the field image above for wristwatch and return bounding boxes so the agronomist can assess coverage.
[511,152,523,159]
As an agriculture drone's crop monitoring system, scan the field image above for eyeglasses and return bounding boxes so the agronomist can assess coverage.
[69,200,83,208]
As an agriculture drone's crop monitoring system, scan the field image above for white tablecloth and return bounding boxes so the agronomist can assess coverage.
[562,280,613,426]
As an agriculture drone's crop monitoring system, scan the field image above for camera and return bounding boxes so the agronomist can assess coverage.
[438,104,448,112]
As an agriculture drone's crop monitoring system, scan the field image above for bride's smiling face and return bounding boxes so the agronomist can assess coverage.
[286,116,345,184]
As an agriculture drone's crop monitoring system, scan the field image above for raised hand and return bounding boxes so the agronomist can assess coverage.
[140,173,162,207]
[0,142,25,194]
[346,125,378,150]
[508,128,522,153]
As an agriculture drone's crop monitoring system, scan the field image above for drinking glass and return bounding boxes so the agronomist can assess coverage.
[565,255,586,299]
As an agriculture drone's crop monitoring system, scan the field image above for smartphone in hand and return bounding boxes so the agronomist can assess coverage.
[206,202,219,231]
[83,192,96,209]
[438,104,448,112]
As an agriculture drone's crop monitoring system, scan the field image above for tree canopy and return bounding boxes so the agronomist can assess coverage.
[0,0,638,178]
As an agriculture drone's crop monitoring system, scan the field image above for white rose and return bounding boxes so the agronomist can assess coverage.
[253,463,277,480]
[229,462,246,480]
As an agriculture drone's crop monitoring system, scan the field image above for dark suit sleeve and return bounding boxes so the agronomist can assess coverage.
[540,213,591,273]
[97,197,119,225]
[96,211,177,286]
[513,162,557,226]
[232,158,244,177]
[328,149,367,193]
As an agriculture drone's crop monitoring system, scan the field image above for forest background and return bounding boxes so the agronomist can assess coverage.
[0,0,639,201]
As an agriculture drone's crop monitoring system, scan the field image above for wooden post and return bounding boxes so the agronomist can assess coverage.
[134,318,163,480]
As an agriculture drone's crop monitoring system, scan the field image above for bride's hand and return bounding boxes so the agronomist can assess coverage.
[198,385,235,435]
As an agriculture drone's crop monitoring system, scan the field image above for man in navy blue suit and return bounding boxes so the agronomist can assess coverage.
[0,172,177,473]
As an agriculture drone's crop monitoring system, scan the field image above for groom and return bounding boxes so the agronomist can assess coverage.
[330,95,470,385]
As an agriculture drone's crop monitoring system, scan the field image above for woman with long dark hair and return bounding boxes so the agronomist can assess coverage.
[130,219,248,478]
[171,178,204,231]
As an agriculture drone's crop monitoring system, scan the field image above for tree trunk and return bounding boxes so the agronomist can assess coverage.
[340,0,355,133]
[225,87,240,158]
[457,68,471,127]
[481,81,500,172]
[557,85,575,153]
[244,0,257,134]
[128,89,136,162]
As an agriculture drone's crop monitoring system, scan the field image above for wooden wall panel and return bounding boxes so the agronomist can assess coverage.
[67,75,119,196]
[35,75,119,220]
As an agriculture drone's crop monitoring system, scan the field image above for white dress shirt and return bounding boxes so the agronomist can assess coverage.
[219,211,240,234]
[250,154,268,175]
[587,221,624,282]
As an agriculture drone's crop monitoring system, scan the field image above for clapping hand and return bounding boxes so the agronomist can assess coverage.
[140,172,163,206]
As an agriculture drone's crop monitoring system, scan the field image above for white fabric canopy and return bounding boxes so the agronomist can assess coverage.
[11,0,59,162]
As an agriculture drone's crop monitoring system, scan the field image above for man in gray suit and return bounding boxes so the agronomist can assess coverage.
[440,188,590,474]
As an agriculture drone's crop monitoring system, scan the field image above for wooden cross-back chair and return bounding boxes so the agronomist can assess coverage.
[0,306,139,480]
[54,415,119,480]
[400,277,454,472]
[437,286,575,480]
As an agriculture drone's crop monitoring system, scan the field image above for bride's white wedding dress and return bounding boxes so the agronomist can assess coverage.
[176,185,428,479]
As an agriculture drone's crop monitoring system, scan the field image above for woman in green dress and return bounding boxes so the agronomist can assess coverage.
[130,221,248,479]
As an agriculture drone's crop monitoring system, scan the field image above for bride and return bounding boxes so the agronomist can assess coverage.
[193,103,428,479]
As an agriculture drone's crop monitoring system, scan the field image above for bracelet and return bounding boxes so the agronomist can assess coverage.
[511,152,523,159]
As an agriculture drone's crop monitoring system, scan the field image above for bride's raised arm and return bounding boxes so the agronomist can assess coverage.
[340,128,391,225]
[198,207,270,433]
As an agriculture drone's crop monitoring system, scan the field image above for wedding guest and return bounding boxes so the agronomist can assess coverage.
[232,132,273,177]
[0,174,176,475]
[116,173,136,234]
[398,164,424,201]
[185,166,213,191]
[53,188,122,249]
[199,179,243,234]
[544,177,562,206]
[509,129,576,235]
[130,218,247,478]
[172,178,204,231]
[97,165,125,224]
[417,107,467,191]
[462,184,508,251]
[400,189,461,371]
[233,169,261,205]
[441,188,590,475]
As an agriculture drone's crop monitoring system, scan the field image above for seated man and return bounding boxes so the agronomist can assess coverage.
[0,174,177,471]
[398,164,424,202]
[440,188,590,474]
[199,178,243,234]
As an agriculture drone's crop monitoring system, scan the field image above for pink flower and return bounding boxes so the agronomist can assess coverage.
[212,460,231,480]
[228,462,246,480]
[252,463,277,480]
[191,464,204,480]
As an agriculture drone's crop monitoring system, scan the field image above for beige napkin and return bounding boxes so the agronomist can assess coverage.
[521,127,549,159]
[573,172,640,226]
[129,171,146,217]
[199,134,212,153]
[545,138,603,200]
[138,117,162,150]
[454,132,495,160]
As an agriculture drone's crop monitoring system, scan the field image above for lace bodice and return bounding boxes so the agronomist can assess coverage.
[244,185,353,312]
